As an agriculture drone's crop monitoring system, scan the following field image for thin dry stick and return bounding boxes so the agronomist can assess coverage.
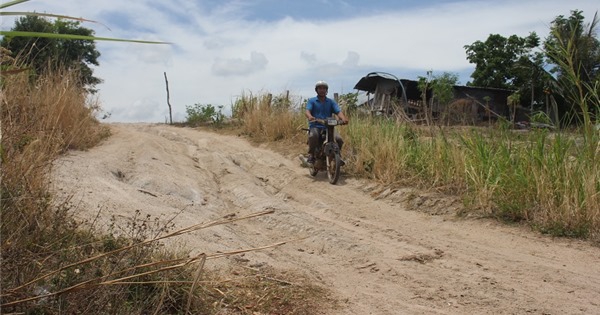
[204,240,293,260]
[186,254,206,313]
[5,210,274,294]
[465,94,503,119]
[259,275,295,286]
[76,240,292,288]
[240,266,295,286]
[102,258,202,285]
[255,292,270,306]
[102,281,195,285]
[104,275,258,285]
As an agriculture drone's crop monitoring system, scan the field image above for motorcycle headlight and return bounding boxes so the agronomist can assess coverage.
[327,119,338,126]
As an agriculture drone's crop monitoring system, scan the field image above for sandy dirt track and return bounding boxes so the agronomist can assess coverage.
[51,123,600,314]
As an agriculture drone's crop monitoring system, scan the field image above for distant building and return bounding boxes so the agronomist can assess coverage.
[353,71,524,124]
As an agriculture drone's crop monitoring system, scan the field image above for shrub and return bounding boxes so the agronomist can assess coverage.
[185,103,224,125]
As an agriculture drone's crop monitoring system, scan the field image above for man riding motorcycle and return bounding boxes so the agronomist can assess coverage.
[305,80,349,165]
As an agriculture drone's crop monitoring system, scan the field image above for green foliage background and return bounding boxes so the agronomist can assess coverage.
[1,15,102,91]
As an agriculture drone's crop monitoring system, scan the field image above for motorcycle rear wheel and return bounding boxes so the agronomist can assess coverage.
[327,153,341,184]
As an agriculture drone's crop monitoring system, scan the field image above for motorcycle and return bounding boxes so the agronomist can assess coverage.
[300,117,346,185]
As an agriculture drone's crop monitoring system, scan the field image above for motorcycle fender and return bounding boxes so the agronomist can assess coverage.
[324,142,339,156]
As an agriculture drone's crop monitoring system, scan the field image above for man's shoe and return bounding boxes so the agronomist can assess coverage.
[339,159,346,166]
[307,156,316,164]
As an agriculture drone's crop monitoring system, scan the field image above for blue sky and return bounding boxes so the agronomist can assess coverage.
[1,0,598,122]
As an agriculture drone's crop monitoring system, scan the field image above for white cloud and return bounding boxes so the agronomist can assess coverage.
[342,51,360,67]
[212,51,268,76]
[301,51,318,65]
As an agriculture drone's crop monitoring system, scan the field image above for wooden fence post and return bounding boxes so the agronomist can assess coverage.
[164,72,173,124]
[267,93,272,108]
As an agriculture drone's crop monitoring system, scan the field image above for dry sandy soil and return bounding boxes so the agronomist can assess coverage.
[51,123,600,315]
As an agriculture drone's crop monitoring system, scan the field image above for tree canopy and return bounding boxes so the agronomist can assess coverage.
[1,15,102,92]
[464,32,542,90]
[464,10,599,122]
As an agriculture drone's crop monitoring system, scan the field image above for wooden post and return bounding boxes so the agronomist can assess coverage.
[368,93,372,116]
[163,72,173,124]
[530,80,534,112]
[545,92,549,119]
[334,92,339,103]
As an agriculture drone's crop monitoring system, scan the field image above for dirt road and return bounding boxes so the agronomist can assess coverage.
[52,123,600,314]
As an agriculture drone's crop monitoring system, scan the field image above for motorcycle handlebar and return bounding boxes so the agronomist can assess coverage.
[312,118,347,126]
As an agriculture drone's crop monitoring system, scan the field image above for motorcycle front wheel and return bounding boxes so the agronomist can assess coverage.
[327,153,341,184]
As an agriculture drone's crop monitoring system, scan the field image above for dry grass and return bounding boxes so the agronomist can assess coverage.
[197,264,336,315]
[232,91,306,143]
[1,66,111,264]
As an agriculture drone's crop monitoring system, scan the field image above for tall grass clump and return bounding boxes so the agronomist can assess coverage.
[232,91,305,142]
[0,60,129,312]
[526,23,600,237]
[530,132,598,237]
[343,116,466,190]
[457,127,535,217]
[1,64,110,252]
[346,114,598,239]
[456,124,598,238]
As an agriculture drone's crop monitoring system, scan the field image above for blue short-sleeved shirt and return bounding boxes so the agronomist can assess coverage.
[306,96,341,129]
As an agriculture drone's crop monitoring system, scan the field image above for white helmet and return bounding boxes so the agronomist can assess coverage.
[315,80,328,90]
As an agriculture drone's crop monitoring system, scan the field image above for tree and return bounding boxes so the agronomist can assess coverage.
[338,92,359,113]
[185,103,224,126]
[1,15,102,92]
[430,72,459,106]
[417,71,459,125]
[464,32,548,109]
[464,33,540,89]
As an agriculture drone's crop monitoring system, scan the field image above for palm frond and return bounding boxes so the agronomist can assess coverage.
[0,0,30,10]
[0,30,170,44]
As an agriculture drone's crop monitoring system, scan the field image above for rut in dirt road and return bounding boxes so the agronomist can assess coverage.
[52,123,600,315]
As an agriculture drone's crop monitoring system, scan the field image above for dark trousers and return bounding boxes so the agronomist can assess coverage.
[308,127,343,156]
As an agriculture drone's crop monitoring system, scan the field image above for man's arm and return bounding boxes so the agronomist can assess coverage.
[305,99,315,121]
[305,109,315,121]
[336,111,349,124]
[331,99,348,124]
